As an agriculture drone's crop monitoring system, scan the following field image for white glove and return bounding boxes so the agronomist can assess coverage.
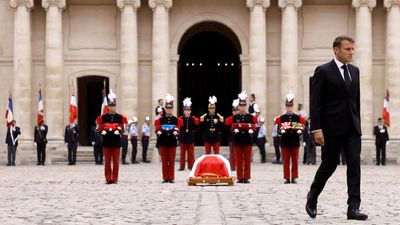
[114,130,120,135]
[303,142,306,147]
[91,141,95,146]
[248,129,254,134]
[173,131,178,136]
[386,141,390,145]
[214,119,218,124]
[65,142,68,146]
[40,126,45,131]
[234,129,239,134]
[280,129,286,134]
[297,130,302,134]
[157,131,162,135]
[34,142,37,147]
[101,130,107,135]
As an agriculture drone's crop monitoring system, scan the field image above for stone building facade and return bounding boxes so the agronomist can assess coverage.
[0,0,399,164]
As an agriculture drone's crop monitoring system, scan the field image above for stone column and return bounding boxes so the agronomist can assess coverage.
[149,0,172,117]
[247,0,269,117]
[10,0,34,141]
[117,0,140,118]
[278,0,302,110]
[42,0,65,143]
[352,0,375,139]
[384,0,400,163]
[385,0,400,137]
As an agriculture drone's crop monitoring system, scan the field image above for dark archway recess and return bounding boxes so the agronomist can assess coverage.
[178,22,242,146]
[77,76,109,146]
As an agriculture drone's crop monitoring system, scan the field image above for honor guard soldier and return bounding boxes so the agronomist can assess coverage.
[178,98,199,171]
[141,116,151,163]
[275,93,305,184]
[200,96,224,154]
[121,121,129,165]
[373,117,389,166]
[96,90,128,184]
[155,94,183,183]
[34,119,48,165]
[231,91,258,183]
[225,99,239,171]
[272,117,282,164]
[256,117,267,163]
[129,117,139,164]
[90,123,103,165]
[6,120,21,166]
[65,119,79,165]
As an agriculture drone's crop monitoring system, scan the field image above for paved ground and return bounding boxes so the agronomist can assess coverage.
[0,162,399,225]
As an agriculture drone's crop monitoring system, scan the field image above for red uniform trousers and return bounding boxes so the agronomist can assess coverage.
[234,145,252,180]
[229,141,235,170]
[160,147,176,180]
[179,143,195,170]
[204,142,220,154]
[103,147,120,183]
[281,146,299,180]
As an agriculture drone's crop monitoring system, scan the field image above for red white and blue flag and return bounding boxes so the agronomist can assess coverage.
[5,95,13,127]
[69,89,78,124]
[37,89,44,124]
[383,89,390,127]
[100,81,108,115]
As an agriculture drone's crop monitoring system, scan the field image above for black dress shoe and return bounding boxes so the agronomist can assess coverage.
[284,179,291,184]
[6,163,11,166]
[236,179,244,183]
[169,180,175,183]
[143,160,151,163]
[243,179,250,184]
[11,163,16,166]
[36,163,41,166]
[305,204,317,218]
[347,209,368,220]
[132,161,140,164]
[106,181,114,184]
[178,168,184,171]
[291,179,297,184]
[42,163,45,166]
[162,180,169,183]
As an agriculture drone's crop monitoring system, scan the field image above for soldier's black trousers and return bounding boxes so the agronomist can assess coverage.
[36,144,46,164]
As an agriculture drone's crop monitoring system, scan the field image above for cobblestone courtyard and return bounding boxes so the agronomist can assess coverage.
[0,162,399,225]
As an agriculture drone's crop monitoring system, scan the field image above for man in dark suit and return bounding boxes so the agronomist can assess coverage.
[5,120,21,166]
[34,119,48,165]
[90,124,103,165]
[306,35,368,220]
[64,123,79,165]
[373,117,389,166]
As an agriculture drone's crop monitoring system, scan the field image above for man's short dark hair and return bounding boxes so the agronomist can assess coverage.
[158,99,163,103]
[251,93,255,99]
[333,35,355,48]
[378,117,383,121]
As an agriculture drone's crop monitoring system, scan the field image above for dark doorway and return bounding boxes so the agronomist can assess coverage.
[178,22,242,146]
[77,76,109,146]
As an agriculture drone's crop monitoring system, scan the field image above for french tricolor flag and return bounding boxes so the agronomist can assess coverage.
[5,95,13,127]
[69,93,78,124]
[383,89,390,127]
[100,82,108,115]
[37,89,44,124]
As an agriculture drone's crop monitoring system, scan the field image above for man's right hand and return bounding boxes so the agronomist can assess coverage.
[312,130,325,146]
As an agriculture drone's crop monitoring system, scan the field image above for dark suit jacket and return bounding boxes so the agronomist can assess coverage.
[5,126,21,146]
[34,125,48,144]
[373,125,389,146]
[90,125,101,146]
[64,124,79,144]
[310,59,361,137]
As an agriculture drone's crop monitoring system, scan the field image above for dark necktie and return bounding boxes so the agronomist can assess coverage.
[342,64,351,91]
